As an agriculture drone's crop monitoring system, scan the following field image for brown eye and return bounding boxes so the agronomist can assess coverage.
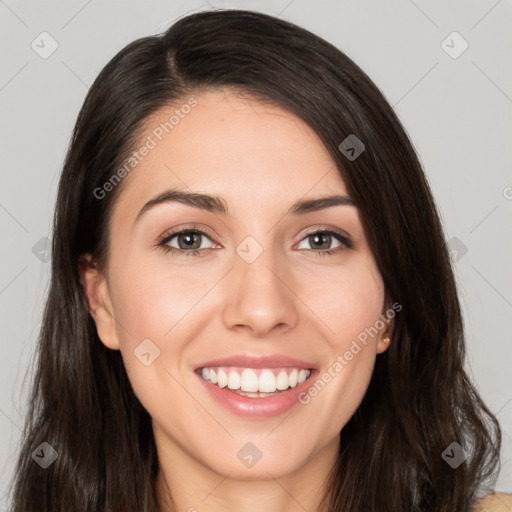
[295,229,352,255]
[158,228,216,257]
[174,232,203,250]
[307,232,335,250]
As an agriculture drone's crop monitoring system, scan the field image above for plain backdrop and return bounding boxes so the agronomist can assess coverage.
[1,0,511,507]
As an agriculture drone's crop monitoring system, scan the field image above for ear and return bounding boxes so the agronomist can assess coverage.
[79,255,120,350]
[376,299,396,354]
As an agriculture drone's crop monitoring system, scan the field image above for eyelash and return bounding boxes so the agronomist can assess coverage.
[156,224,353,259]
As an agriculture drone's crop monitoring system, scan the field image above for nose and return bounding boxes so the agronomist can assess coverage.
[222,244,300,337]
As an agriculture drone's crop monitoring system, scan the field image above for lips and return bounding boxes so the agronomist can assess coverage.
[193,353,318,418]
[194,353,316,371]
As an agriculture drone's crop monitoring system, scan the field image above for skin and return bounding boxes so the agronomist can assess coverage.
[81,88,393,512]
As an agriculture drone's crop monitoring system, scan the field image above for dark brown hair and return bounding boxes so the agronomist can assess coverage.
[10,9,501,511]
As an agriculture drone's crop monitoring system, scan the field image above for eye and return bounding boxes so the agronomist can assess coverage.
[295,228,353,256]
[157,226,353,258]
[157,226,217,257]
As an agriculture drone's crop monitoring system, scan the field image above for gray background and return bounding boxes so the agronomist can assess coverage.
[1,0,511,506]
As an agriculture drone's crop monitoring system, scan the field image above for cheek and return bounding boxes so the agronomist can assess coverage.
[295,261,384,440]
[308,258,385,349]
[108,253,212,343]
[107,262,207,424]
[105,254,211,398]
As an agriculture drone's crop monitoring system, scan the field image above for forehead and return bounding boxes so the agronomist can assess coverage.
[113,89,348,217]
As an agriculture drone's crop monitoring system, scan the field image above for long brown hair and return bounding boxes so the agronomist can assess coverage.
[10,9,501,511]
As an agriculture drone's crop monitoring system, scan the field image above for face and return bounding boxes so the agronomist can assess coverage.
[82,88,392,482]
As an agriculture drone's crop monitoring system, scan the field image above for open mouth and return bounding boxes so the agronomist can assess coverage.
[196,366,313,398]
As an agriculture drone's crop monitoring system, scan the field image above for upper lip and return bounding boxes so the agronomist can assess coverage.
[195,353,317,370]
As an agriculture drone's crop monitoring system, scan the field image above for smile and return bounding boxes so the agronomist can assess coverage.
[195,365,317,418]
[198,366,312,396]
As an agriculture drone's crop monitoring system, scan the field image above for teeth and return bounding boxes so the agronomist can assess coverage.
[199,366,312,393]
[240,369,259,392]
[288,369,298,388]
[227,370,241,390]
[259,369,276,392]
[233,389,280,398]
[276,370,289,390]
[217,368,228,388]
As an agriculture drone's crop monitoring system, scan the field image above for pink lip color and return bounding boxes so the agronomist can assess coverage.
[195,353,315,370]
[195,368,318,419]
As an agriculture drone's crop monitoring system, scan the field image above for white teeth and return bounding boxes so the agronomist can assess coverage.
[200,366,312,394]
[259,369,277,392]
[240,369,259,392]
[227,370,241,390]
[217,368,228,388]
[288,369,298,388]
[276,370,289,390]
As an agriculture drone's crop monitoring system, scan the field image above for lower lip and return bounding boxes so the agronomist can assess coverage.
[195,369,317,418]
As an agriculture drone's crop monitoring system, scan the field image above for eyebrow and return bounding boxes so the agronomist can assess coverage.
[135,188,356,223]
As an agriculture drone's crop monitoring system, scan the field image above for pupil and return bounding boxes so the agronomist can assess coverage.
[312,233,330,249]
[180,233,200,249]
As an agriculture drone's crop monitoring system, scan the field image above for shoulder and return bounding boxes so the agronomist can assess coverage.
[471,493,512,511]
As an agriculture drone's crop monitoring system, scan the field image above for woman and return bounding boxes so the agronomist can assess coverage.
[10,9,507,512]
